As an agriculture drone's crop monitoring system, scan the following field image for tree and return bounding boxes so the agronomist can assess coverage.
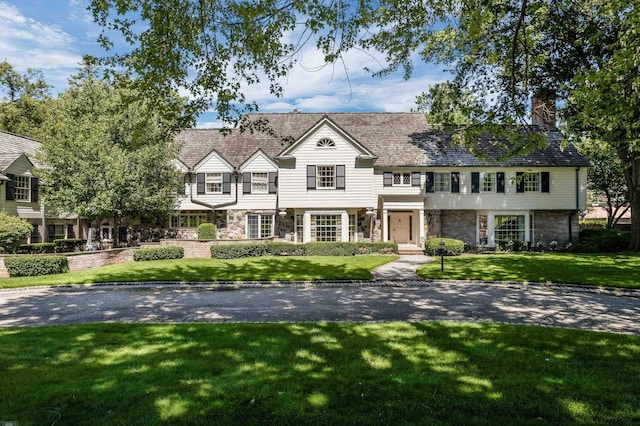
[415,82,476,126]
[0,61,53,138]
[0,211,33,253]
[89,0,640,248]
[37,63,187,246]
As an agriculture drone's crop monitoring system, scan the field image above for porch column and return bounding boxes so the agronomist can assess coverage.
[341,211,349,242]
[419,209,425,247]
[303,211,311,243]
[382,208,388,242]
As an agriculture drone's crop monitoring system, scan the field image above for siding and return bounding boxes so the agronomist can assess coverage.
[237,152,278,210]
[279,126,376,209]
[3,156,41,218]
[186,153,235,207]
[374,169,425,196]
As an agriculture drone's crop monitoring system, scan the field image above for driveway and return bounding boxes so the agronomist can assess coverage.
[1,281,639,334]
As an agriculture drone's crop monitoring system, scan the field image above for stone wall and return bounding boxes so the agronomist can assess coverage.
[157,238,274,258]
[534,210,579,248]
[441,210,477,244]
[425,210,442,240]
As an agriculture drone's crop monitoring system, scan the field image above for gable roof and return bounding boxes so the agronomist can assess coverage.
[0,131,43,171]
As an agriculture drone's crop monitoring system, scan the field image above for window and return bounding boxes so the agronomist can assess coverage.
[524,172,540,192]
[316,166,335,188]
[171,213,208,228]
[494,215,525,244]
[480,172,495,192]
[251,172,268,193]
[478,214,488,245]
[206,173,222,193]
[247,214,273,238]
[14,175,30,201]
[393,172,411,186]
[434,172,450,192]
[311,214,341,242]
[316,138,336,148]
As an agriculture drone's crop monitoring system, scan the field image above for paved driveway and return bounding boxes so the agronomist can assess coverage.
[1,281,639,334]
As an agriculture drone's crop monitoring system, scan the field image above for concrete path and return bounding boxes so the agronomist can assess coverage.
[371,254,431,280]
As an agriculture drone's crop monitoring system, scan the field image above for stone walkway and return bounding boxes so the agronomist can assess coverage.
[371,254,432,280]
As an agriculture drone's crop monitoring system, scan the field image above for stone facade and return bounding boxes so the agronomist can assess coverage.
[425,210,442,240]
[441,210,477,244]
[533,210,580,248]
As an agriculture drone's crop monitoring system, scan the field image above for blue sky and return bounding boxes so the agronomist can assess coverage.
[0,0,448,127]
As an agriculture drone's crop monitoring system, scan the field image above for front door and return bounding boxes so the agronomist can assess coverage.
[390,212,411,243]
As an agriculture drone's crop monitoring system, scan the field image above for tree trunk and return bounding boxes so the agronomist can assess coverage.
[623,155,640,250]
[113,215,121,248]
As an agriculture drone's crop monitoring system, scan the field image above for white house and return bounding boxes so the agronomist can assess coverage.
[173,112,589,249]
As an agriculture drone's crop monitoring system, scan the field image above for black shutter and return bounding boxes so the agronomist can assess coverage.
[383,172,393,187]
[182,175,189,195]
[6,173,15,200]
[412,171,421,187]
[425,172,434,193]
[471,172,480,193]
[196,173,205,194]
[47,224,55,243]
[336,165,346,189]
[451,172,460,193]
[307,165,316,190]
[497,172,505,193]
[222,172,231,194]
[269,172,277,194]
[30,177,39,203]
[243,172,251,194]
[541,172,550,193]
[67,224,75,238]
[516,172,525,193]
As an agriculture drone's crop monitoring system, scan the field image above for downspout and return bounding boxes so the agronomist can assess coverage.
[187,169,240,221]
[571,167,581,243]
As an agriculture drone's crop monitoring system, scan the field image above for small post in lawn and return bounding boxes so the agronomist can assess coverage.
[438,241,445,273]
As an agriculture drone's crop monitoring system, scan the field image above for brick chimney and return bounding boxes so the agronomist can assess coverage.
[531,94,556,130]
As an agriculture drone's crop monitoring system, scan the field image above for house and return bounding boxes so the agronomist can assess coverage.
[0,131,87,244]
[173,112,589,249]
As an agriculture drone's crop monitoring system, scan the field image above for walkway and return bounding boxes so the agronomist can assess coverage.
[371,254,431,280]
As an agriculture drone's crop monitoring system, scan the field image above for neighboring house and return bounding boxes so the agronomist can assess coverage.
[173,112,589,249]
[0,131,86,244]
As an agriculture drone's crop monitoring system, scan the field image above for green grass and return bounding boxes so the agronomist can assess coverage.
[0,322,638,425]
[417,252,640,289]
[0,255,397,288]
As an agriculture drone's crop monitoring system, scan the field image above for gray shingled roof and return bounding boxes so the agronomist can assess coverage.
[176,112,589,168]
[0,131,43,171]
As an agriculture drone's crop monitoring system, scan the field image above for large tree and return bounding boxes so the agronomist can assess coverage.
[89,0,640,248]
[37,63,187,246]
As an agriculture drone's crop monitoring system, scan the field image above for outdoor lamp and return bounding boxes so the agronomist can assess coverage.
[439,241,446,272]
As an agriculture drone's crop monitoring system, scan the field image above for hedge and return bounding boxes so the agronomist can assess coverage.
[356,242,398,255]
[305,242,358,256]
[53,239,84,252]
[133,246,185,261]
[198,223,217,239]
[18,243,56,254]
[4,255,69,277]
[578,228,630,252]
[266,242,307,256]
[210,244,267,259]
[425,238,465,256]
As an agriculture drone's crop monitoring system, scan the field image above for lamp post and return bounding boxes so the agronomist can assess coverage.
[439,241,445,272]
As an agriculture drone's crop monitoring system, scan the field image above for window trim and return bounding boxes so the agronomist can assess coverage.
[251,172,269,194]
[13,175,31,202]
[316,138,336,148]
[205,172,223,194]
[479,172,496,193]
[246,213,274,239]
[434,172,451,192]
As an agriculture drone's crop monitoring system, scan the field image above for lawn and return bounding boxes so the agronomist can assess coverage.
[0,322,638,425]
[0,255,397,289]
[417,252,640,289]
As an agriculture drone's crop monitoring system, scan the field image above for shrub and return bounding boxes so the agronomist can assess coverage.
[580,220,607,231]
[305,242,358,256]
[18,243,56,254]
[133,246,184,261]
[568,242,599,253]
[53,239,84,253]
[267,242,306,256]
[198,223,217,240]
[356,242,399,255]
[4,255,69,277]
[210,244,267,259]
[579,228,630,252]
[0,211,33,253]
[425,238,465,256]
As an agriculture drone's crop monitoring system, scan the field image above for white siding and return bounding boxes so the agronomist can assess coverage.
[3,157,41,219]
[237,152,278,210]
[425,167,588,211]
[279,126,376,209]
[188,153,235,207]
[374,169,424,196]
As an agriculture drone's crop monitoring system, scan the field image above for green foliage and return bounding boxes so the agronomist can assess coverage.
[305,242,358,256]
[210,244,267,259]
[568,242,599,253]
[4,255,68,277]
[356,242,399,255]
[579,229,630,253]
[580,220,607,231]
[133,246,184,261]
[266,242,306,256]
[197,223,216,240]
[17,243,56,254]
[0,211,33,254]
[53,239,84,252]
[425,238,464,256]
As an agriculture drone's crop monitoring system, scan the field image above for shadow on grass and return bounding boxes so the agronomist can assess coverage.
[1,322,638,425]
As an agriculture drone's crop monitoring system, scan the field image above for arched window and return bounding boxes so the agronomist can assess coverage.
[316,138,336,148]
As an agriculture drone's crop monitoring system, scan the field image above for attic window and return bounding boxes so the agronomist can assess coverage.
[316,138,336,148]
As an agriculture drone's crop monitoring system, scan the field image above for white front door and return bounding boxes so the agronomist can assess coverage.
[390,212,411,243]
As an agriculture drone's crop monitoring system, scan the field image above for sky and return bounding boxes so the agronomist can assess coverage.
[0,0,449,128]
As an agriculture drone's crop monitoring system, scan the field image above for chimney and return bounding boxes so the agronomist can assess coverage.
[531,93,556,130]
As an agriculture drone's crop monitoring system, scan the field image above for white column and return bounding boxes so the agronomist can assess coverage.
[303,211,311,243]
[341,212,349,242]
[382,208,388,242]
[488,214,496,247]
[419,209,425,247]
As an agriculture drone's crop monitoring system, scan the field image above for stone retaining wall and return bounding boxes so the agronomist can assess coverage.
[156,238,274,258]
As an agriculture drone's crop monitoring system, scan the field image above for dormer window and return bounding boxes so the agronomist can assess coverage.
[316,138,336,148]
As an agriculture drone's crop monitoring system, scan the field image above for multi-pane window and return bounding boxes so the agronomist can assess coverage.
[14,175,30,201]
[316,138,336,148]
[247,214,273,238]
[524,172,540,192]
[494,215,525,244]
[316,166,335,188]
[206,173,222,193]
[311,214,341,242]
[171,213,208,228]
[480,172,495,192]
[434,172,450,192]
[393,172,411,186]
[251,172,268,193]
[53,225,65,240]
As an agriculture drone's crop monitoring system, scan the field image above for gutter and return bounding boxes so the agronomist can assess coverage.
[186,169,239,213]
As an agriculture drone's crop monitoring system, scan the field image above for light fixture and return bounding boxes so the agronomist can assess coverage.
[279,209,287,216]
[366,209,375,215]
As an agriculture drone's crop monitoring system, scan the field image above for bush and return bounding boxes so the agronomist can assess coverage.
[18,243,56,254]
[425,238,465,256]
[4,255,69,277]
[133,246,184,261]
[210,244,267,259]
[568,242,599,253]
[267,242,307,256]
[0,211,33,253]
[356,242,399,255]
[54,239,84,253]
[305,242,358,256]
[579,228,630,252]
[198,223,217,239]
